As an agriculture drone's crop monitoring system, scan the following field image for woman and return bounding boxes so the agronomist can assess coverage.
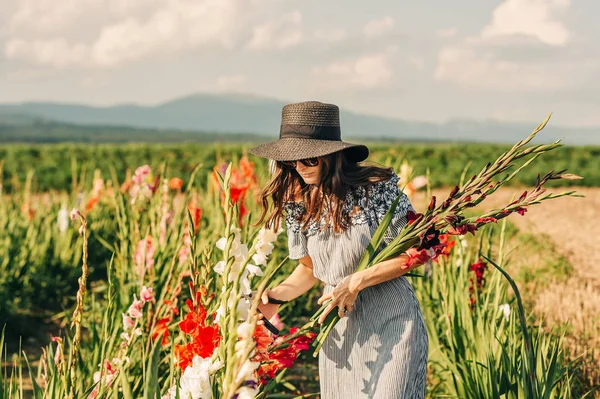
[249,101,428,398]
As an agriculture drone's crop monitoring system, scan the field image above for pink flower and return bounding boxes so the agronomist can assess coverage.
[140,286,155,303]
[132,165,151,185]
[69,208,82,220]
[128,295,144,319]
[122,313,135,330]
[270,313,284,331]
[134,235,155,277]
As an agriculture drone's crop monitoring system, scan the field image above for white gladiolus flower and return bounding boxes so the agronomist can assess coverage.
[216,296,251,322]
[235,385,260,399]
[236,359,260,383]
[499,303,511,321]
[237,321,254,340]
[57,206,69,233]
[167,356,217,399]
[411,175,428,190]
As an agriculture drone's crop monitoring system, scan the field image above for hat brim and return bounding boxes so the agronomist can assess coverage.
[248,138,369,163]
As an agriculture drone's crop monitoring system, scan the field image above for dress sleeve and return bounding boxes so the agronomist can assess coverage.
[370,173,414,246]
[283,202,309,259]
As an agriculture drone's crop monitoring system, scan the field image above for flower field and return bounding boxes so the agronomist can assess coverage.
[1,127,599,397]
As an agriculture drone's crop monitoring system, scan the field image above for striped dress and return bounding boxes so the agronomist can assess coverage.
[284,172,428,399]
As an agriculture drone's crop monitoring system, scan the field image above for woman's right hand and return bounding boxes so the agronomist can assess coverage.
[258,289,281,321]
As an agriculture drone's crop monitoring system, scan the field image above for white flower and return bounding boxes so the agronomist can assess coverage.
[411,175,428,190]
[235,385,259,399]
[237,322,254,340]
[168,356,216,399]
[57,206,69,233]
[246,263,263,278]
[215,237,227,251]
[213,261,226,275]
[236,359,260,383]
[499,303,511,321]
[216,296,251,322]
[251,227,279,266]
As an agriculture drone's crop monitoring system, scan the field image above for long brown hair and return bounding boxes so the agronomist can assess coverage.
[253,151,394,234]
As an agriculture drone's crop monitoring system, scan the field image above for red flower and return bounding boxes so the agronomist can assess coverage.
[475,217,498,224]
[179,299,208,336]
[169,177,184,190]
[405,248,431,268]
[254,325,273,353]
[431,234,455,261]
[407,210,422,225]
[152,318,171,346]
[515,206,527,216]
[256,329,317,384]
[173,298,221,369]
[447,223,478,236]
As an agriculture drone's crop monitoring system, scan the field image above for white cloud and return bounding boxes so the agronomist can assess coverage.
[312,28,346,43]
[434,0,578,92]
[311,53,393,90]
[4,0,246,68]
[5,38,89,68]
[481,0,571,46]
[407,55,425,70]
[246,10,302,50]
[217,74,247,88]
[437,27,458,38]
[434,46,569,91]
[363,16,394,39]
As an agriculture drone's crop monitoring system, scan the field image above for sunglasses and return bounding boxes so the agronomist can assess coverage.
[281,157,320,168]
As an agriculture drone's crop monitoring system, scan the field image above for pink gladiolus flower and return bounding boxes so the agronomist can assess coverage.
[270,313,284,331]
[132,165,151,185]
[134,235,155,277]
[70,208,82,220]
[140,286,155,302]
[128,295,144,319]
[122,313,135,330]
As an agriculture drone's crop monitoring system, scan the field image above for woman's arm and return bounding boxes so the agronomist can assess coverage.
[351,253,420,293]
[268,255,319,301]
[259,255,319,320]
[316,253,425,324]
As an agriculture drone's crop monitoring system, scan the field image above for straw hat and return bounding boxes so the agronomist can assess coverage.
[248,101,369,162]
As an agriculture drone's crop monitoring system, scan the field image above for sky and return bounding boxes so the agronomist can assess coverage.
[1,0,599,127]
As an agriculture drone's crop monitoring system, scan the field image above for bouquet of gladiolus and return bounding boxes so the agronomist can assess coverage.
[309,114,582,355]
[161,164,316,399]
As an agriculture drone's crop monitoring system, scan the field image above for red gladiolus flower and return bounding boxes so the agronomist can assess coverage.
[515,206,527,216]
[254,325,273,353]
[475,217,498,224]
[169,177,184,190]
[448,223,478,236]
[405,248,431,268]
[431,234,455,261]
[179,299,208,336]
[173,299,221,370]
[407,210,422,225]
[152,317,171,346]
[469,258,487,293]
[256,329,317,385]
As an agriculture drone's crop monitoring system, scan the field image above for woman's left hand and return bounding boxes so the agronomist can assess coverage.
[317,272,363,324]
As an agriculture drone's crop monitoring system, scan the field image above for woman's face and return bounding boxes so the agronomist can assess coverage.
[289,157,323,186]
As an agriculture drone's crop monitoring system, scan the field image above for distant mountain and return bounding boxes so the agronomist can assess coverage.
[1,93,598,145]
